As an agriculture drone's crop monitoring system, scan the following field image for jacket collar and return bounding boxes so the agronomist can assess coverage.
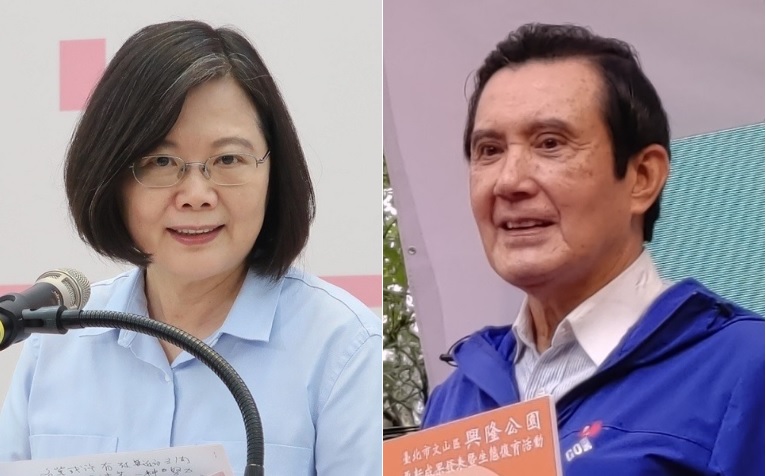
[451,279,742,407]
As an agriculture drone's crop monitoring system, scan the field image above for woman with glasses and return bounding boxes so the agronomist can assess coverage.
[0,20,382,476]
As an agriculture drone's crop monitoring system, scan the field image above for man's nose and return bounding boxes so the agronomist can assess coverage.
[492,146,538,199]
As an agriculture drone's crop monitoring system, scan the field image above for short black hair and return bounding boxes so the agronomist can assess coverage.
[65,20,315,279]
[464,23,670,241]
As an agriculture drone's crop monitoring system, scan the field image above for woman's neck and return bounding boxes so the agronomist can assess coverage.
[143,265,247,362]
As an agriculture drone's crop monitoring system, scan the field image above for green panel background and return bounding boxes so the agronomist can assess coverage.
[648,123,764,315]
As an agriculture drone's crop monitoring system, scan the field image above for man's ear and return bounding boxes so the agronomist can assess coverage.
[628,144,670,215]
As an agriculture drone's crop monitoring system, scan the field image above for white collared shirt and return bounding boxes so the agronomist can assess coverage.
[512,250,672,402]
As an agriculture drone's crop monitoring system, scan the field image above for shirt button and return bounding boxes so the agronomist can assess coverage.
[164,374,171,383]
[535,389,547,397]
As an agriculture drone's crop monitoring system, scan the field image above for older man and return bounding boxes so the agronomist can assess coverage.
[421,24,764,475]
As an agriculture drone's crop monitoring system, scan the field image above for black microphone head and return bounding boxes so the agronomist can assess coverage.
[35,268,91,309]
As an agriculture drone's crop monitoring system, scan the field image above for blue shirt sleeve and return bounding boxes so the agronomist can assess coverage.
[315,331,382,475]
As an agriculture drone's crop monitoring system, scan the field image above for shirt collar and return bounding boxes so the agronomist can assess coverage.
[511,301,536,359]
[511,249,670,366]
[215,270,282,343]
[77,268,282,344]
[77,268,147,338]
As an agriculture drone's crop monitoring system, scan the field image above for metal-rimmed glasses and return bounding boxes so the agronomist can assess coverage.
[129,150,270,188]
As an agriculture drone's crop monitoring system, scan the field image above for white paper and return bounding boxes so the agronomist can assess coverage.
[0,443,233,476]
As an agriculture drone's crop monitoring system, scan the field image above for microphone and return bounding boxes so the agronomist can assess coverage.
[0,268,90,350]
[2,269,265,474]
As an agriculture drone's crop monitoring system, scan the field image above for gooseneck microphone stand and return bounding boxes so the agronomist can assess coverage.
[20,306,265,476]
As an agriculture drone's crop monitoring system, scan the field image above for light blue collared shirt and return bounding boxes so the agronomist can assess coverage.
[0,267,383,475]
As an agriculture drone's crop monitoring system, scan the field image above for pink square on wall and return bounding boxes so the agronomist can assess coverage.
[322,275,382,308]
[59,39,106,111]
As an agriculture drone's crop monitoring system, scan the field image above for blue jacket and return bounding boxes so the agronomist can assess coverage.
[422,279,764,475]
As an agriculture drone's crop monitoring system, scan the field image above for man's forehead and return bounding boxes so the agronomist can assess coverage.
[474,58,603,125]
[484,57,602,91]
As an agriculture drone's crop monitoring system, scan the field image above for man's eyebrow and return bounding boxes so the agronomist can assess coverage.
[522,118,577,136]
[470,129,505,148]
[471,118,577,146]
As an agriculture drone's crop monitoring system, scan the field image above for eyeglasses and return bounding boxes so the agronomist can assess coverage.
[129,151,270,188]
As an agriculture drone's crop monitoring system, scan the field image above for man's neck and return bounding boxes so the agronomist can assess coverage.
[525,246,643,352]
